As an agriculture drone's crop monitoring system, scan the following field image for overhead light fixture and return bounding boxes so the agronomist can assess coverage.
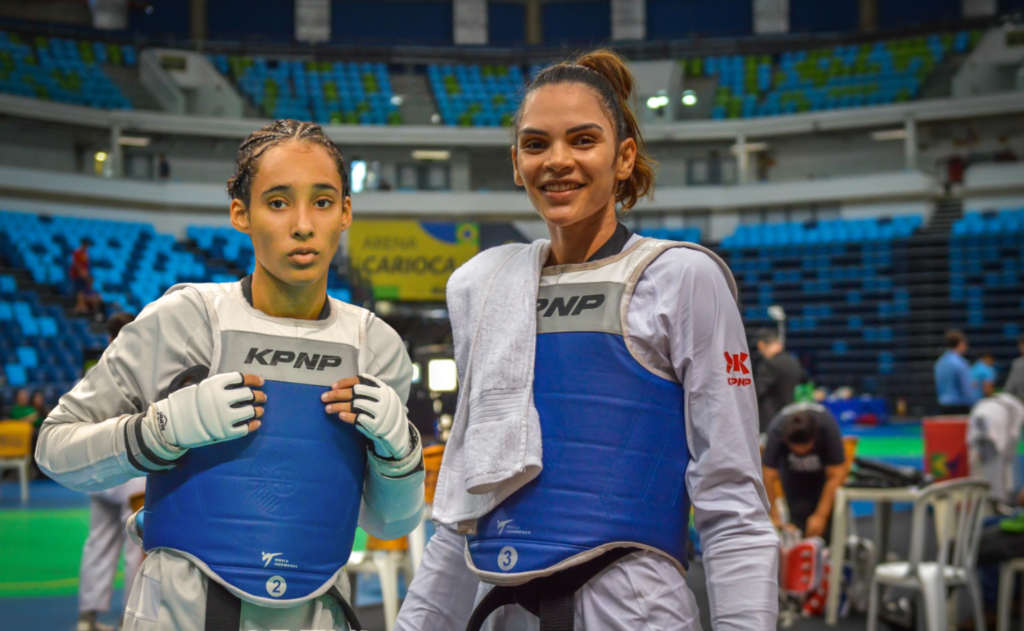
[428,358,458,392]
[430,113,441,124]
[681,90,697,106]
[119,135,151,147]
[390,95,405,107]
[872,129,907,141]
[412,150,451,161]
[646,95,669,109]
[94,151,108,162]
[730,142,768,154]
[350,160,367,193]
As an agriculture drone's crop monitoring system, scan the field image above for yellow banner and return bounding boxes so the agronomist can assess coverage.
[349,221,480,301]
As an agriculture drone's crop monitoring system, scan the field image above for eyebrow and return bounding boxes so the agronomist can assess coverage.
[261,183,339,195]
[518,123,605,137]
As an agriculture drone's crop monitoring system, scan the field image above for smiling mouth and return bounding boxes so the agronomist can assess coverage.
[541,182,584,193]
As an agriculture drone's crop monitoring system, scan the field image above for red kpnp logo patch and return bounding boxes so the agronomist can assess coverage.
[724,352,751,386]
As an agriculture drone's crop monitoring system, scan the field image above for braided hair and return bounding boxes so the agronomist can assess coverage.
[514,49,655,211]
[227,119,350,207]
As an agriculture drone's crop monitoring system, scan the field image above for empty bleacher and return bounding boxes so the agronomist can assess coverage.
[696,30,981,119]
[0,30,134,109]
[210,55,401,126]
[428,64,523,127]
[950,208,1024,371]
[720,216,924,404]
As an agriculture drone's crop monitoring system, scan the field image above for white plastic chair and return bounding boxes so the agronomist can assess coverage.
[0,421,33,503]
[998,557,1024,631]
[866,478,990,631]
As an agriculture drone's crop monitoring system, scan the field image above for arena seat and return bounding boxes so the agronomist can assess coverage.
[428,64,523,127]
[0,30,133,109]
[637,227,702,243]
[214,56,401,125]
[950,208,1024,359]
[699,31,982,119]
[720,216,923,396]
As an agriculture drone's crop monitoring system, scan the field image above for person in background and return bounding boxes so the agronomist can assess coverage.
[8,388,38,424]
[970,351,998,399]
[30,391,49,427]
[157,153,170,180]
[762,403,847,540]
[76,312,144,631]
[967,392,1024,504]
[755,327,806,434]
[935,329,977,414]
[70,238,102,317]
[1003,333,1024,401]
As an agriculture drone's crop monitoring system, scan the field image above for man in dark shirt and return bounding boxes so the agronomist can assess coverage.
[754,328,806,433]
[762,403,847,540]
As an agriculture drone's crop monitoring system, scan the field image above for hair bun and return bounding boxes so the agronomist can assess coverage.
[575,50,634,106]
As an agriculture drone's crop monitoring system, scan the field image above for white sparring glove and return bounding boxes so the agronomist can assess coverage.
[351,374,412,460]
[144,372,259,452]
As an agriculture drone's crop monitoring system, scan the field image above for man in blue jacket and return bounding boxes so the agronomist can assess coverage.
[935,329,976,414]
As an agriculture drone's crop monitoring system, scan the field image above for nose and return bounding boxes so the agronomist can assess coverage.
[544,140,573,174]
[292,203,315,240]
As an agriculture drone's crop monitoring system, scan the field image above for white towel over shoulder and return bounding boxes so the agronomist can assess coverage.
[432,240,550,526]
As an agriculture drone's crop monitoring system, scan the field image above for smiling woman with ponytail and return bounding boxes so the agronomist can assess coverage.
[396,50,779,631]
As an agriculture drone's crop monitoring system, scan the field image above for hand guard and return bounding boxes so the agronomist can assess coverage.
[146,372,258,450]
[351,374,411,460]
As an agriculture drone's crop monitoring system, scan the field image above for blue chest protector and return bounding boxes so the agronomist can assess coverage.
[467,244,691,580]
[144,321,368,604]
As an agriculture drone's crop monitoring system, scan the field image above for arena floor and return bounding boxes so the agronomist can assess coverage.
[2,422,1015,631]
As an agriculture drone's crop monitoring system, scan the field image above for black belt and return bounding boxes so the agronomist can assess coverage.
[205,581,363,631]
[465,547,638,631]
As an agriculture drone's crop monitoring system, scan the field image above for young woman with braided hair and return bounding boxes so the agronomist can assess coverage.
[37,119,425,631]
[396,50,778,630]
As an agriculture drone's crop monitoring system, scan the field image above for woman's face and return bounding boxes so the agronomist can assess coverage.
[230,141,351,288]
[31,392,44,407]
[14,389,29,406]
[513,83,636,229]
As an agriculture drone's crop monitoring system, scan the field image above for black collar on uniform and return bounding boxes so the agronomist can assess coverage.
[586,222,634,263]
[240,275,331,321]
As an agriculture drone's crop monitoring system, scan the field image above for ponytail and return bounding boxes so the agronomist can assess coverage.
[515,49,655,210]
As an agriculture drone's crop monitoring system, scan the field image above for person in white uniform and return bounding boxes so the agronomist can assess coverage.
[77,313,147,631]
[396,50,778,631]
[37,120,425,631]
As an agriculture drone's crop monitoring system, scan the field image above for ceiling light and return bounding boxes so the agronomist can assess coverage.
[646,95,669,109]
[872,129,907,141]
[428,358,458,392]
[94,151,108,162]
[390,95,404,106]
[119,135,151,147]
[730,142,768,154]
[681,90,697,106]
[412,150,451,161]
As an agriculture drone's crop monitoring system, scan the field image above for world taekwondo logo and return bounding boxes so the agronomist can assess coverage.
[262,552,283,568]
[724,352,752,387]
[495,519,531,536]
[261,551,298,570]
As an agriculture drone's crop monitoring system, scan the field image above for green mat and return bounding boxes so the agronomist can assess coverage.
[0,510,368,598]
[0,509,110,597]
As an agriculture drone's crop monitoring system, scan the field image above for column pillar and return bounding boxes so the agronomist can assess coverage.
[736,134,749,185]
[525,0,543,46]
[859,0,878,33]
[904,117,918,171]
[454,0,488,45]
[109,123,123,178]
[190,0,207,42]
[611,0,645,41]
